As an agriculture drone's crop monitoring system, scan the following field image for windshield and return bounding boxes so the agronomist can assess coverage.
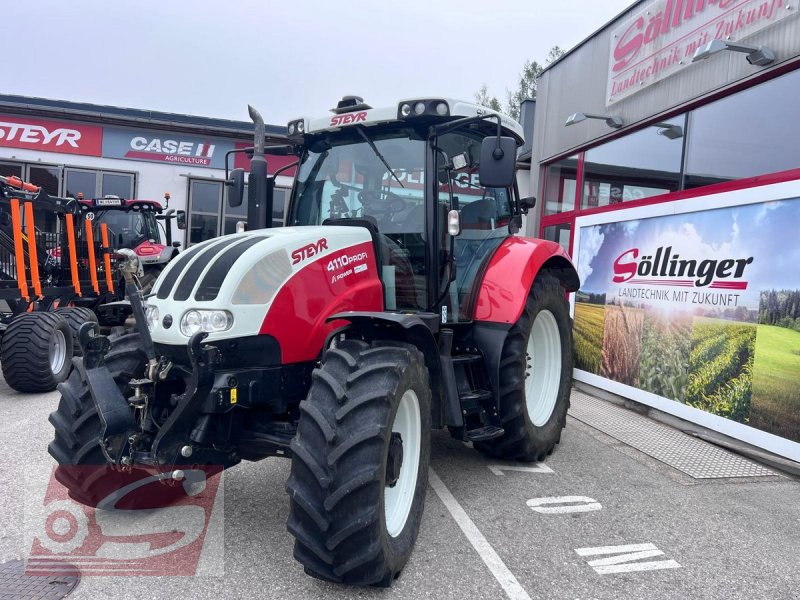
[93,210,161,249]
[290,127,426,234]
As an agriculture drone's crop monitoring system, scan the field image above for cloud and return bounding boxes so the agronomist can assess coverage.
[755,201,780,224]
[577,226,604,284]
[621,219,639,236]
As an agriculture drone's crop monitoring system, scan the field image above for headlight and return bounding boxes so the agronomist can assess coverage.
[179,309,233,337]
[144,304,159,331]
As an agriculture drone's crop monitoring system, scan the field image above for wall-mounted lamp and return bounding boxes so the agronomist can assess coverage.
[691,39,776,66]
[565,112,624,129]
[652,121,683,140]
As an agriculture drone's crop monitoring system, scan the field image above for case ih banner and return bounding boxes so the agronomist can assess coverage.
[0,115,102,156]
[572,182,800,461]
[606,0,798,105]
[103,127,234,169]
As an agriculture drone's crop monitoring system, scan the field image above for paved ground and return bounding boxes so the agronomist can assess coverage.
[1,373,799,600]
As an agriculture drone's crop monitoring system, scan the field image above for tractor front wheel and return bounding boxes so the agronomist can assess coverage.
[475,273,573,462]
[54,307,99,357]
[286,340,431,587]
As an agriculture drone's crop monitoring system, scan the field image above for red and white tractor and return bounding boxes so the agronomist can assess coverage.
[48,96,579,586]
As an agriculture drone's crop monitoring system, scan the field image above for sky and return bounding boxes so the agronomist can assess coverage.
[6,0,634,126]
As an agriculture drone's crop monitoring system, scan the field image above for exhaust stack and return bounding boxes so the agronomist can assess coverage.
[246,105,272,230]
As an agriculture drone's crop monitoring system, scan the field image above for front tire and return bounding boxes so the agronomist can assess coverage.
[48,331,147,506]
[475,273,573,462]
[54,307,99,357]
[286,340,431,587]
[1,312,73,392]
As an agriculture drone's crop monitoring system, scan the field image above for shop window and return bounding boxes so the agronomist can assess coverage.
[542,223,571,253]
[0,161,22,179]
[273,188,290,227]
[65,169,97,199]
[581,117,683,210]
[102,172,134,198]
[684,69,800,188]
[28,165,61,197]
[543,155,578,216]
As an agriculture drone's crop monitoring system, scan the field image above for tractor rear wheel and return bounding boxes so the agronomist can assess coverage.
[475,273,573,462]
[1,312,73,393]
[48,331,147,506]
[286,340,431,587]
[55,307,99,357]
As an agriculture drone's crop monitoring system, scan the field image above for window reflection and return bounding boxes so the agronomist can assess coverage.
[543,155,577,215]
[684,69,800,188]
[543,223,571,253]
[581,117,683,210]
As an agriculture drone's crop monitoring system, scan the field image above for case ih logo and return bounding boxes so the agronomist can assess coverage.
[292,238,328,265]
[126,136,217,166]
[613,245,753,289]
[0,116,102,156]
[330,111,367,127]
[26,465,223,577]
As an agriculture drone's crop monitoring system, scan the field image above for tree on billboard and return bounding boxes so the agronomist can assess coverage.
[474,45,565,120]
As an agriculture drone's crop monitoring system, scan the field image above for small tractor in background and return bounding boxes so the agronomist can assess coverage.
[49,96,579,586]
[75,193,185,294]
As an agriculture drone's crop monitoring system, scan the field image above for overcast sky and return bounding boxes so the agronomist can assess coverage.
[9,0,633,126]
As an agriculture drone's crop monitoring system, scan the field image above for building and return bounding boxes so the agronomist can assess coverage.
[526,0,800,462]
[0,95,293,247]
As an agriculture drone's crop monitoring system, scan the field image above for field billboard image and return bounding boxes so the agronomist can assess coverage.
[573,195,800,446]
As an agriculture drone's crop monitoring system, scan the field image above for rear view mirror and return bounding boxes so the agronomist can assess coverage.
[226,168,245,207]
[176,210,186,230]
[479,136,517,188]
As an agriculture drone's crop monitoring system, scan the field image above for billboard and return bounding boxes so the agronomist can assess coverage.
[103,127,234,169]
[572,180,800,461]
[606,0,798,105]
[0,115,102,156]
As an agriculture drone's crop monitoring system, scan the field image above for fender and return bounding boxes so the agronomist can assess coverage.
[474,237,579,324]
[326,311,445,429]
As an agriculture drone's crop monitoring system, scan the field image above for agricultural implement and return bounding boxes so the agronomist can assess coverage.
[0,175,117,391]
[49,96,579,586]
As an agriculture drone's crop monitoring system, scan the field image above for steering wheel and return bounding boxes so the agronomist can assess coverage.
[358,190,407,220]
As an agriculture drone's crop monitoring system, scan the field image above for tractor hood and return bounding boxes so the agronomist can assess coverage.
[146,226,380,348]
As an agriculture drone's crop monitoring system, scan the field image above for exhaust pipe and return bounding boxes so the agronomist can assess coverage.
[246,105,272,230]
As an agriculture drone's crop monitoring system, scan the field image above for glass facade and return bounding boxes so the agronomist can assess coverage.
[540,68,800,254]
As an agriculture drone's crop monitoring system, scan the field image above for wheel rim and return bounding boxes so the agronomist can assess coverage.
[50,329,67,374]
[384,389,421,538]
[525,310,562,427]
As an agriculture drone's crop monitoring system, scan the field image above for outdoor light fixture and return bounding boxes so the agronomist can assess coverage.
[691,39,776,66]
[652,122,683,140]
[565,112,624,129]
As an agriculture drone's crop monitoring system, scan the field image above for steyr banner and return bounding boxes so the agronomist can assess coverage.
[572,182,800,460]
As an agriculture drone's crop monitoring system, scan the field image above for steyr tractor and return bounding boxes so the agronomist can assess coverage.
[48,96,579,587]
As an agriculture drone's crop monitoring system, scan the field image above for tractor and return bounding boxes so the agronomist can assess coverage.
[76,193,186,294]
[48,96,579,586]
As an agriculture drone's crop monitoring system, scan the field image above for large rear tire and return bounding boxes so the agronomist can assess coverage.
[48,331,147,506]
[54,307,99,357]
[475,274,573,462]
[286,340,431,587]
[1,312,73,392]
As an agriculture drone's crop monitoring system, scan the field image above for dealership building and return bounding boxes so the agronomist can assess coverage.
[0,95,294,246]
[525,0,800,462]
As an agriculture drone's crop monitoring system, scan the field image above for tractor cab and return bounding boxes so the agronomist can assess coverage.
[228,96,531,323]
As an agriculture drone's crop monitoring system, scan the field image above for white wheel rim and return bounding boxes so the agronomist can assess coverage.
[525,310,562,427]
[384,389,421,538]
[50,329,67,374]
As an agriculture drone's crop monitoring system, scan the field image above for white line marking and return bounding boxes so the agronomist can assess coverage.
[575,543,681,575]
[488,464,554,476]
[527,496,602,514]
[428,468,531,600]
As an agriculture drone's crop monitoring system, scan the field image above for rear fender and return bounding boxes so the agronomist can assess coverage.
[327,311,444,429]
[474,237,579,324]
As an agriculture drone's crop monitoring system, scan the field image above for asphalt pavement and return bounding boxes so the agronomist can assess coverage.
[1,373,798,600]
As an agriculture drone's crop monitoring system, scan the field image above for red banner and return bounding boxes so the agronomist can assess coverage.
[234,142,297,176]
[0,115,102,156]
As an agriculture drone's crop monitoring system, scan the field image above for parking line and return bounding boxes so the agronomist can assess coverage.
[428,468,531,600]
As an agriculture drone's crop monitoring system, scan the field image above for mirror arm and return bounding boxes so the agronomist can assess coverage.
[431,113,502,137]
